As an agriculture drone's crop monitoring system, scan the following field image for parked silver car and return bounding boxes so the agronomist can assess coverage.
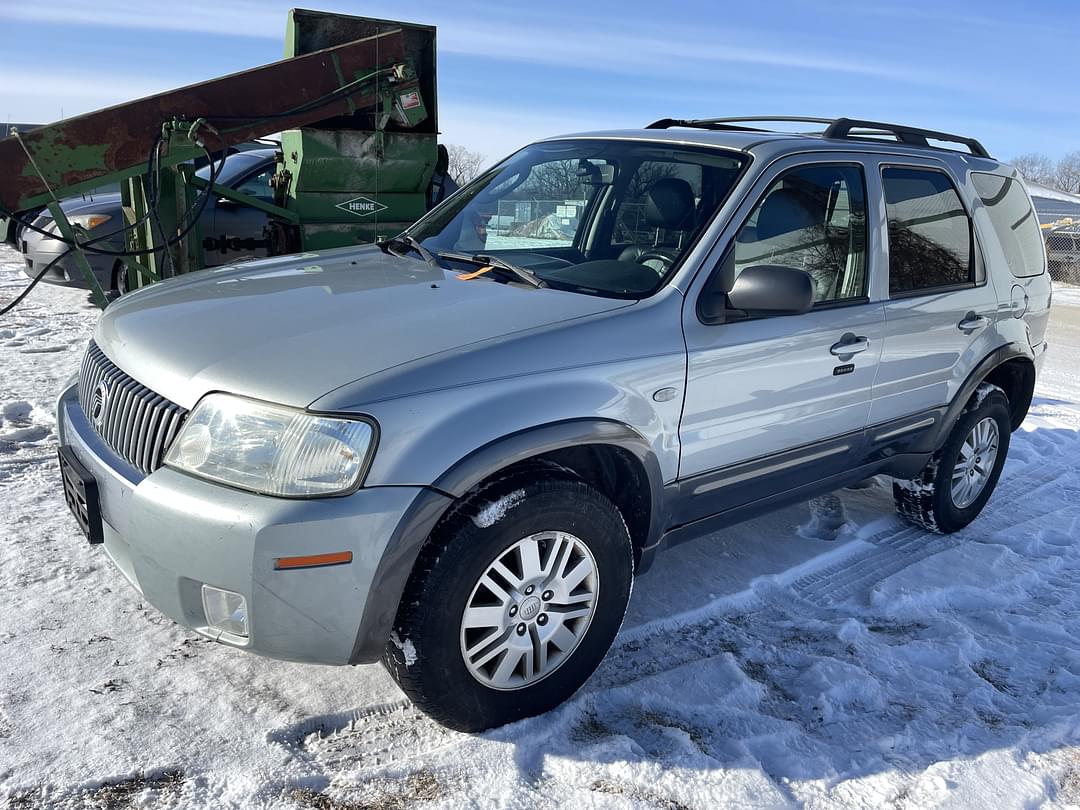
[21,148,277,293]
[56,117,1051,731]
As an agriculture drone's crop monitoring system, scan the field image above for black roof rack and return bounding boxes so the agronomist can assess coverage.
[645,115,992,159]
[823,118,990,158]
[646,116,834,133]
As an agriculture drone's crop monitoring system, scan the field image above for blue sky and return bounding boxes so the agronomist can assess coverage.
[0,0,1075,165]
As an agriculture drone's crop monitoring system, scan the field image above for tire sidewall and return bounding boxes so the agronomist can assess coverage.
[113,262,129,295]
[387,478,633,731]
[930,391,1011,532]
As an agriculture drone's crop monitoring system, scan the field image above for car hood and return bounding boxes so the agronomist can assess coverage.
[94,246,635,410]
[65,192,122,211]
[37,193,123,220]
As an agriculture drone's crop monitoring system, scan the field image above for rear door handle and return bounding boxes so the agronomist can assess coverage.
[830,334,870,357]
[958,312,990,333]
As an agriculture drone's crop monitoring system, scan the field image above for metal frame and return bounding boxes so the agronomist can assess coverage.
[0,12,438,306]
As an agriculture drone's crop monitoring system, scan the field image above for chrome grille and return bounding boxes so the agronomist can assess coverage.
[78,341,187,475]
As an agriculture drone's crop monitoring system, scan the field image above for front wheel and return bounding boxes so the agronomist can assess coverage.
[383,475,634,732]
[893,383,1011,533]
[111,261,131,296]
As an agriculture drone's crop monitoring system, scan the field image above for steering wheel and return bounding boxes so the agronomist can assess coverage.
[634,248,680,275]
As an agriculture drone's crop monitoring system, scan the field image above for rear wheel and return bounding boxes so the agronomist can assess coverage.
[893,384,1010,533]
[383,474,634,732]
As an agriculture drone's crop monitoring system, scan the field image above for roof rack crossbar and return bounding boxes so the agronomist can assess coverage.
[645,118,768,133]
[823,117,991,159]
[645,115,835,133]
[645,115,992,159]
[694,116,835,127]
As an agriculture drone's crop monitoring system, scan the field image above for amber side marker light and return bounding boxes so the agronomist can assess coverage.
[274,551,353,570]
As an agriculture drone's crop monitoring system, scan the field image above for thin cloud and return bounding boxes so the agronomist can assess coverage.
[0,68,200,123]
[436,18,925,81]
[2,0,933,83]
[0,0,282,39]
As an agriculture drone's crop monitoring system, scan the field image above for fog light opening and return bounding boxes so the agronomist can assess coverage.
[201,584,249,638]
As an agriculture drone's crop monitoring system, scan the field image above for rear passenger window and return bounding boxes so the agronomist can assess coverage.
[883,167,973,294]
[734,164,868,304]
[971,173,1045,277]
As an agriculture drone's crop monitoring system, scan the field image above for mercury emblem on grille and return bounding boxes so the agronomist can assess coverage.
[90,381,110,431]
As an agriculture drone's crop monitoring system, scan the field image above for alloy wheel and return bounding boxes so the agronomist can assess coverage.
[950,416,1000,509]
[459,531,599,690]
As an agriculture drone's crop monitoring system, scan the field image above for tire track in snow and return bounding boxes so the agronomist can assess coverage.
[269,700,462,773]
[791,448,1080,608]
[272,699,462,768]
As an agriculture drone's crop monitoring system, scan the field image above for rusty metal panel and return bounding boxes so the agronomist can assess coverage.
[286,8,437,133]
[0,29,406,212]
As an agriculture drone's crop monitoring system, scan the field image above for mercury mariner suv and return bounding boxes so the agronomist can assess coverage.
[56,117,1051,731]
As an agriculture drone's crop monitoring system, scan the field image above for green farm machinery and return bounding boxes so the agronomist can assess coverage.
[0,9,437,307]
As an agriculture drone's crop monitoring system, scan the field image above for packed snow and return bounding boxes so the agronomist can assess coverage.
[472,489,527,529]
[3,242,1080,808]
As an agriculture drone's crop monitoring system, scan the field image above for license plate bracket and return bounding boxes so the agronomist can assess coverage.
[58,445,104,545]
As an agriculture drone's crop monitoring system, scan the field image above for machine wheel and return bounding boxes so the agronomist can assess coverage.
[383,474,634,732]
[893,383,1010,534]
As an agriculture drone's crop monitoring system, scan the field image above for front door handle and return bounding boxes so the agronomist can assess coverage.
[958,312,990,334]
[830,333,870,357]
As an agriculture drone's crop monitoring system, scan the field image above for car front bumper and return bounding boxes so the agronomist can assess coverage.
[22,229,113,289]
[56,381,442,665]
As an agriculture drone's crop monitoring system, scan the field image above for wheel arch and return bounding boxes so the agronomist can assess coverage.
[933,342,1036,450]
[982,356,1036,431]
[349,419,666,664]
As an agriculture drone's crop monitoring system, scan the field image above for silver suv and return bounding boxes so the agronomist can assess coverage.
[56,117,1051,731]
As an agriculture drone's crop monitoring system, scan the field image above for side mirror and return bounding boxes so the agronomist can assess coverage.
[727,265,814,316]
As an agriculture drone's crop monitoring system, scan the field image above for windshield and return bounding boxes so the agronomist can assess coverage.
[408,139,747,297]
[195,151,273,186]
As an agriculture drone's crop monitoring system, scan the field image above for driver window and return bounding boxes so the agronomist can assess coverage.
[734,164,868,304]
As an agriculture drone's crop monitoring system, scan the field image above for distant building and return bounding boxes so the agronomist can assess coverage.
[0,123,41,138]
[1026,181,1080,227]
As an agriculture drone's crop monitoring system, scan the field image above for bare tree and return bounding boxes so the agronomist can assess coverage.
[446,144,486,185]
[517,160,585,201]
[626,161,681,200]
[1010,153,1057,186]
[1056,151,1080,195]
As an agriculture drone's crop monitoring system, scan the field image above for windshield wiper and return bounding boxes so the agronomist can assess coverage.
[378,234,442,268]
[438,251,546,289]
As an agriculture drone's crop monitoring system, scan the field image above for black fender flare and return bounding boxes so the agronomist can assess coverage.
[348,418,666,664]
[925,342,1035,453]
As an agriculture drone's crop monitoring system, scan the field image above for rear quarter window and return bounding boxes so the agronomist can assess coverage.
[882,167,973,295]
[971,173,1046,278]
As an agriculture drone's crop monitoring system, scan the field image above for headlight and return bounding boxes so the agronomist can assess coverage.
[164,393,375,497]
[69,213,111,231]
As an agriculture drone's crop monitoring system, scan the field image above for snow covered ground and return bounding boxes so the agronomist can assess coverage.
[3,242,1080,809]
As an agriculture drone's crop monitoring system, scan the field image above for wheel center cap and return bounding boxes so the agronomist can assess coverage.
[519,595,541,621]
